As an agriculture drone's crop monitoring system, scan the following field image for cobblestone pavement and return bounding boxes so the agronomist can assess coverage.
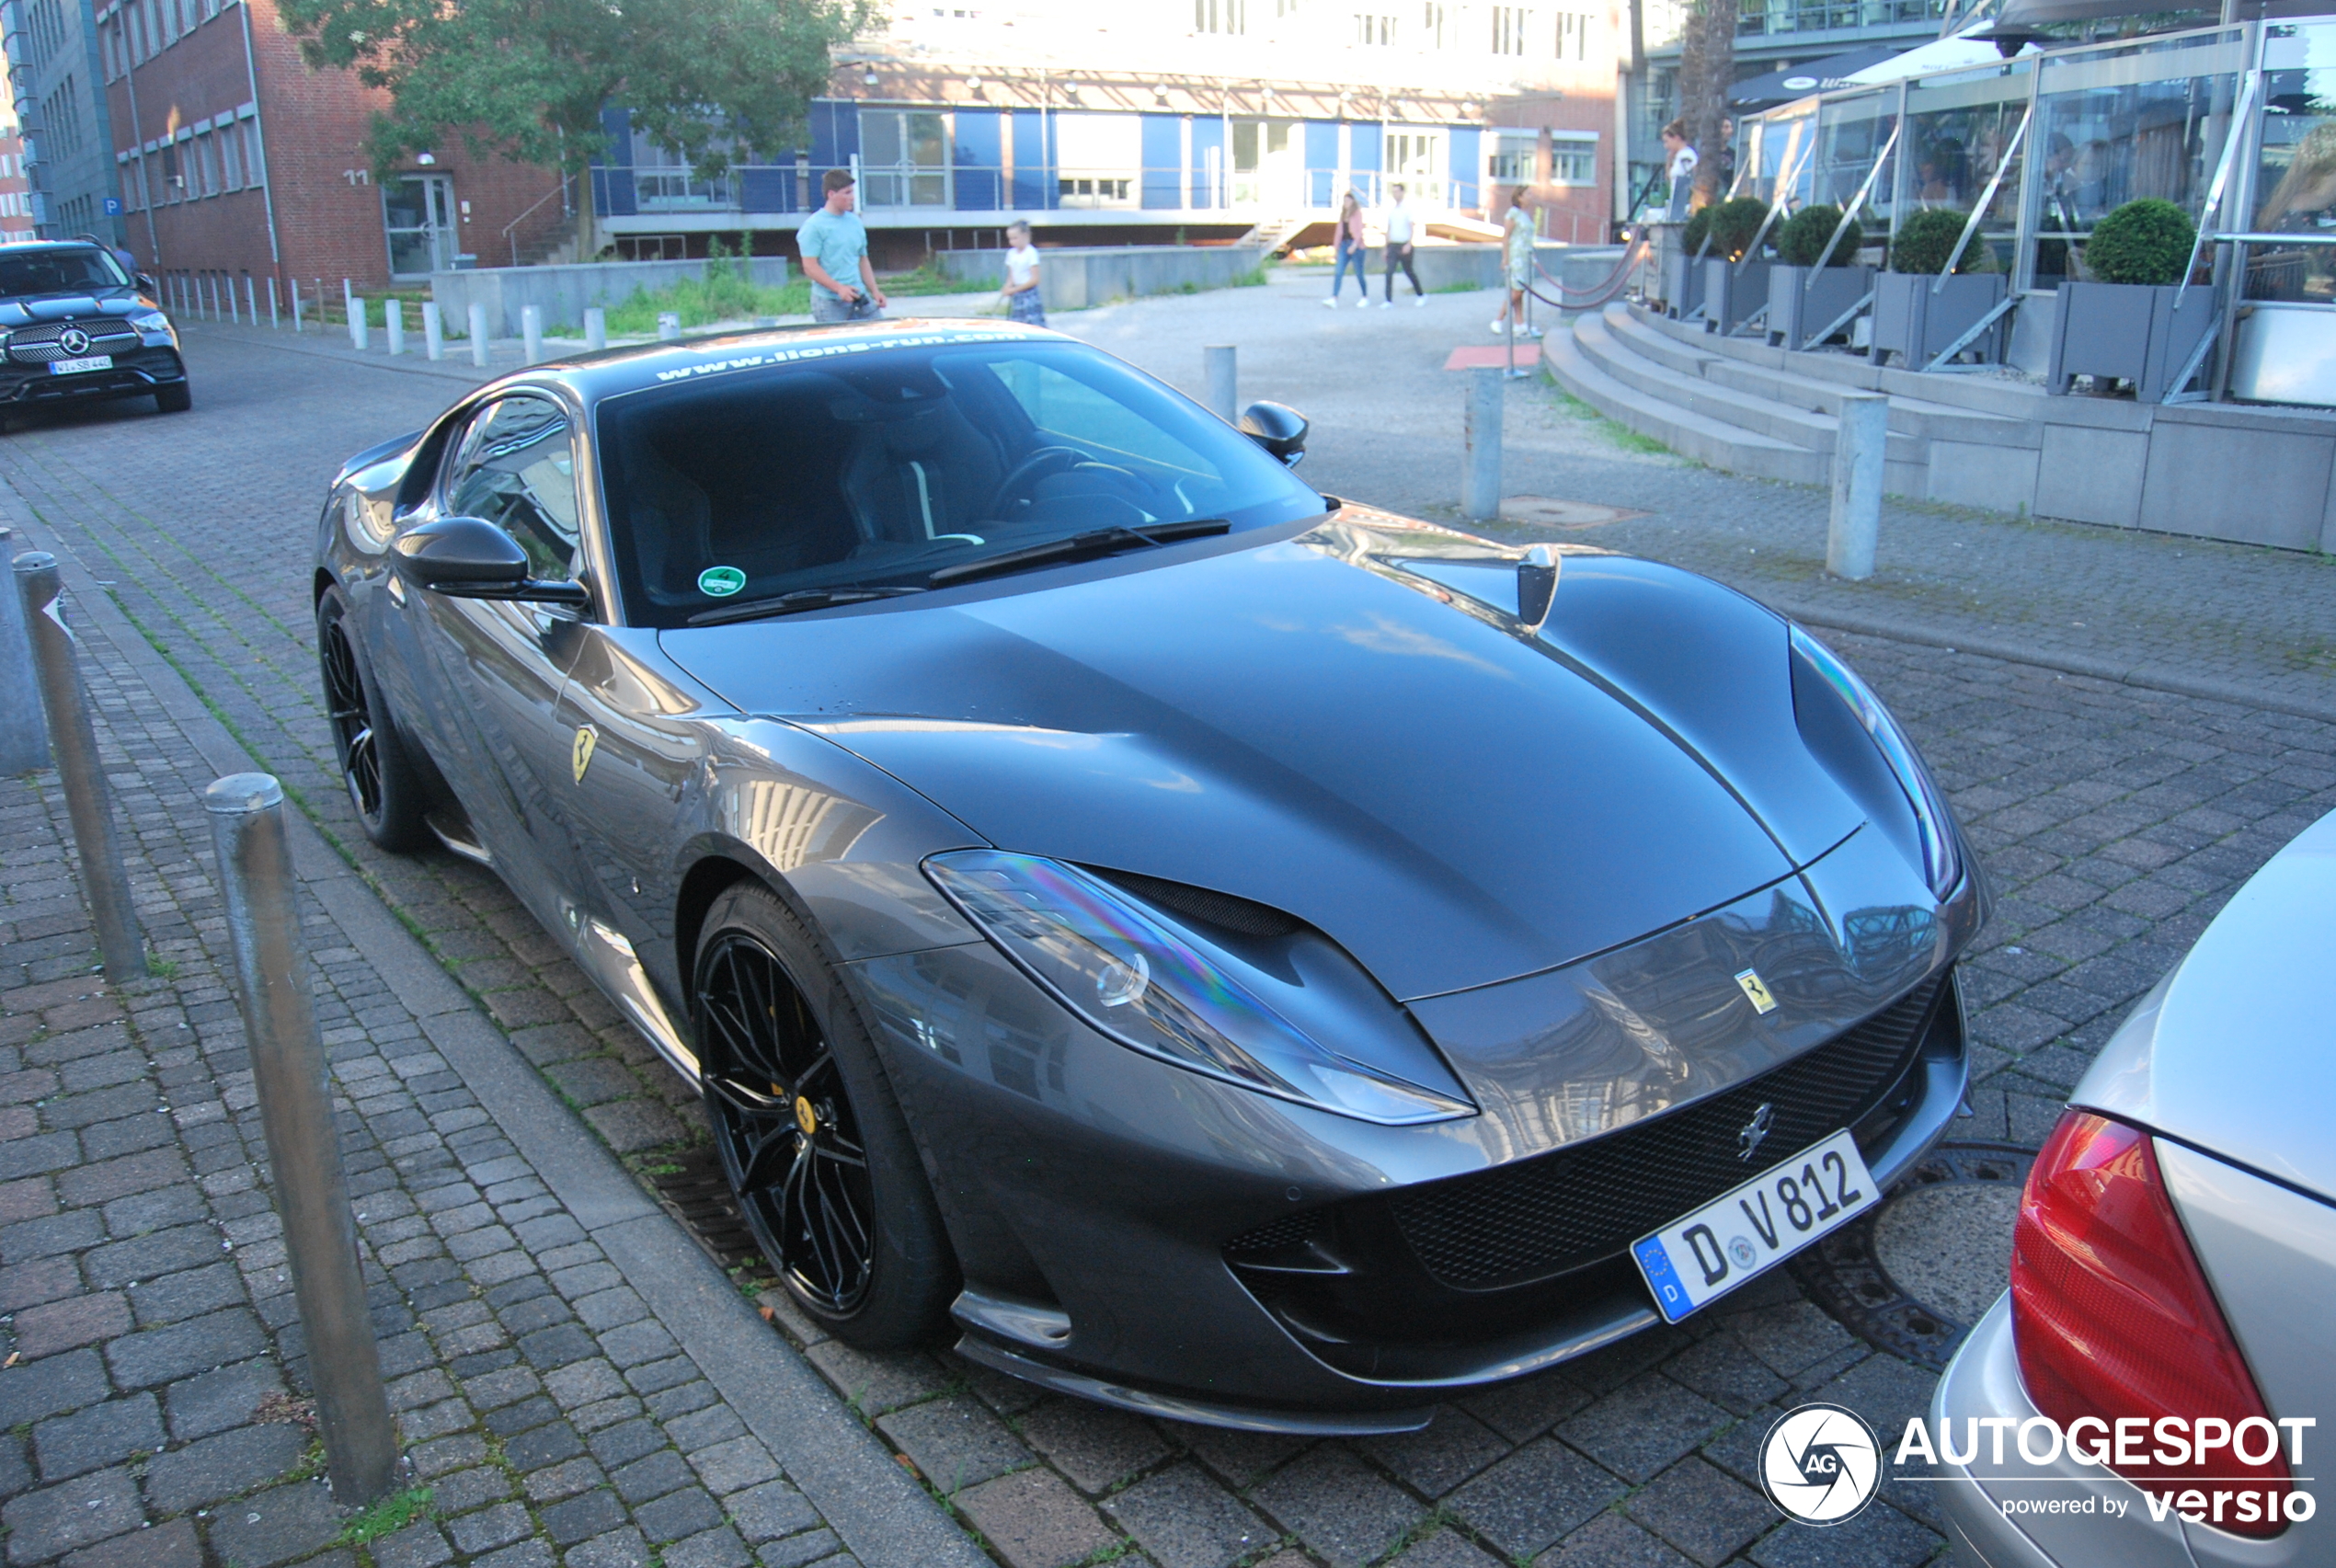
[1,319,2332,1568]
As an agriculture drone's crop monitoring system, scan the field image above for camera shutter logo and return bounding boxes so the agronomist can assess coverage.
[1760,1403,1881,1525]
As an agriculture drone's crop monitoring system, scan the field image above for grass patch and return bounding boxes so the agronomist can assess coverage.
[601,240,807,335]
[1555,390,1672,455]
[1434,280,1485,293]
[341,1487,434,1546]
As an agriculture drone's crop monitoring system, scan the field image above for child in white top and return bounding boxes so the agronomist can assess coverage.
[1002,222,1046,326]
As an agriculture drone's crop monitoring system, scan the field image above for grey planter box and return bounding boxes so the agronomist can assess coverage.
[2045,279,2219,404]
[1704,257,1772,337]
[1664,247,1708,321]
[1767,264,1875,351]
[1872,270,2009,367]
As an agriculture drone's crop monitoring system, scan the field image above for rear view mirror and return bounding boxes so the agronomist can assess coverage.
[392,516,589,606]
[1239,402,1308,467]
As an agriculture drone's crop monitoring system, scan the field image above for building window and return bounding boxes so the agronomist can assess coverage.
[160,141,181,201]
[219,126,241,188]
[241,120,263,188]
[1552,136,1597,184]
[1487,130,1537,183]
[1490,5,1527,53]
[858,109,949,208]
[1555,9,1592,59]
[1354,11,1395,42]
[1195,0,1245,31]
[1421,1,1448,45]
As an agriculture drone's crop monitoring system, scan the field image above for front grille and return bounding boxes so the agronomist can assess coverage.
[8,321,140,363]
[1388,970,1949,1291]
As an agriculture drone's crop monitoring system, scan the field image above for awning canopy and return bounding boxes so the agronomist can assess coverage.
[1841,30,2027,85]
[1728,47,1906,110]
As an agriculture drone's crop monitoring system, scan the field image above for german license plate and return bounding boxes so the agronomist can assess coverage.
[49,355,111,374]
[1631,1128,1877,1322]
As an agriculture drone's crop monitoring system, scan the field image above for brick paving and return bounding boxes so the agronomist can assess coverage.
[0,315,2331,1568]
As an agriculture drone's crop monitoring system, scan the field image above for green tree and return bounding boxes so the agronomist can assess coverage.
[278,0,870,176]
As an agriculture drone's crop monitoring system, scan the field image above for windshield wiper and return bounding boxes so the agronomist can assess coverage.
[686,585,926,626]
[927,519,1231,589]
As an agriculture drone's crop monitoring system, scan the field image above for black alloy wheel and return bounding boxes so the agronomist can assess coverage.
[315,587,428,851]
[691,882,956,1348]
[700,932,877,1314]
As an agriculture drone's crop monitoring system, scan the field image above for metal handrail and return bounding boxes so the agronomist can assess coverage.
[502,174,574,268]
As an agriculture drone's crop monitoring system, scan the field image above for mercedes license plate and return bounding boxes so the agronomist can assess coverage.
[1632,1128,1878,1322]
[49,355,112,374]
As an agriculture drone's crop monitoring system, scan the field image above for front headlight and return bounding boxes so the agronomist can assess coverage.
[130,310,172,333]
[1790,624,1961,898]
[925,851,1476,1126]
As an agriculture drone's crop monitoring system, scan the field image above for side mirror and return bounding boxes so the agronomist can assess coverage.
[392,516,590,606]
[136,273,159,296]
[1517,544,1560,634]
[1238,401,1308,467]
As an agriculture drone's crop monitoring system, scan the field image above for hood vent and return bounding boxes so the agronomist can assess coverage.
[1092,868,1300,939]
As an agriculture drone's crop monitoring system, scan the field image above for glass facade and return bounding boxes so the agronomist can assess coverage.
[2249,20,2336,303]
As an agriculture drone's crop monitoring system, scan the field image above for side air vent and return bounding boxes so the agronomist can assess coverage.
[1093,868,1301,939]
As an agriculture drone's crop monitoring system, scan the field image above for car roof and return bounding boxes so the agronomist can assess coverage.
[0,240,115,254]
[489,316,1067,407]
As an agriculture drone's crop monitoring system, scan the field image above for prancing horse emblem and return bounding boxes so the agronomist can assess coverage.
[1738,1103,1776,1162]
[571,726,599,784]
[1735,967,1778,1015]
[58,326,91,356]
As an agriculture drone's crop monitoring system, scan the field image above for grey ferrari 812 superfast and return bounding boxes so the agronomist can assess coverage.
[313,317,1983,1433]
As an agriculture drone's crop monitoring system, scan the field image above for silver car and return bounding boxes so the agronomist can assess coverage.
[1933,807,2336,1566]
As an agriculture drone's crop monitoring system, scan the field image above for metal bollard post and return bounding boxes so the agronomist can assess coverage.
[13,555,143,978]
[468,303,490,367]
[657,311,681,341]
[1462,365,1504,523]
[349,298,370,352]
[422,302,444,361]
[341,277,355,326]
[1826,393,1887,581]
[0,528,48,773]
[521,304,543,365]
[384,301,405,357]
[246,275,258,324]
[203,773,399,1505]
[268,276,281,329]
[291,278,303,333]
[226,276,240,326]
[584,306,607,352]
[1205,345,1237,422]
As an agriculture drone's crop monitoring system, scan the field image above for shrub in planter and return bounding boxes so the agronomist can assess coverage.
[1778,205,1863,267]
[2082,198,2195,286]
[1886,208,2000,275]
[1684,197,1773,261]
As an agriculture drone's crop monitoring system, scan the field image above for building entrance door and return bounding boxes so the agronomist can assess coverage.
[384,175,457,278]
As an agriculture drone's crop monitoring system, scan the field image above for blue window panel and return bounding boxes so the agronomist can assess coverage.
[810,100,858,171]
[1349,125,1381,171]
[1141,114,1183,210]
[594,108,636,217]
[1011,111,1055,210]
[955,110,1002,211]
[739,165,796,213]
[1305,120,1339,207]
[1449,126,1482,211]
[1188,116,1224,209]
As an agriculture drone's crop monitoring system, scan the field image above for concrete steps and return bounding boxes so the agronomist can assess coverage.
[1544,324,1826,485]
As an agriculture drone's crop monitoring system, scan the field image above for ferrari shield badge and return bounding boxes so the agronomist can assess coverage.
[571,726,599,785]
[1735,968,1778,1014]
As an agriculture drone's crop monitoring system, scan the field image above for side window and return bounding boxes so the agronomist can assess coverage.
[443,395,582,579]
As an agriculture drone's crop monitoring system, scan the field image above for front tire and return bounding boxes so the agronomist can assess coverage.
[694,882,956,1349]
[316,586,428,852]
[154,383,191,414]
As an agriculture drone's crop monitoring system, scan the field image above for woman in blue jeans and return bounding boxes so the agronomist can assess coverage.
[1324,191,1368,307]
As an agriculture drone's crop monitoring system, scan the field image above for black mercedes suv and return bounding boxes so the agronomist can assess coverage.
[0,240,189,422]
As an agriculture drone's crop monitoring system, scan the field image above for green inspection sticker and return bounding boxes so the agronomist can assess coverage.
[698,567,747,597]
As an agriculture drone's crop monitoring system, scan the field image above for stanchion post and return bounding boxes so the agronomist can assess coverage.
[1826,393,1887,581]
[584,307,607,352]
[203,773,399,1505]
[1205,345,1237,422]
[13,554,143,978]
[422,302,444,361]
[521,304,543,365]
[1462,365,1503,523]
[0,527,48,773]
[469,303,490,368]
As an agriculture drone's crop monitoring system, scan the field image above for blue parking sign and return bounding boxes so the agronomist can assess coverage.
[102,197,122,214]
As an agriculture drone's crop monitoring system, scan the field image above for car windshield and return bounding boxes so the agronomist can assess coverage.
[0,247,130,296]
[595,334,1323,628]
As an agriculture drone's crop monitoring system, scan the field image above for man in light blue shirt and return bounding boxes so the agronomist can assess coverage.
[798,169,887,324]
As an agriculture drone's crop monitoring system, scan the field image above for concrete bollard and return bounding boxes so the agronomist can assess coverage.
[1205,345,1237,422]
[422,302,444,361]
[657,311,681,341]
[341,277,355,326]
[521,304,543,365]
[267,277,280,329]
[349,298,370,352]
[469,303,490,368]
[245,275,258,324]
[1826,393,1888,581]
[13,554,144,978]
[1462,365,1503,523]
[0,527,48,773]
[584,307,607,352]
[204,773,400,1505]
[290,278,303,333]
[226,276,239,326]
[384,301,405,357]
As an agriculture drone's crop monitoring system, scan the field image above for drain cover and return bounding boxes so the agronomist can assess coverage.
[645,1146,771,1275]
[1789,1141,2033,1369]
[1499,496,1648,527]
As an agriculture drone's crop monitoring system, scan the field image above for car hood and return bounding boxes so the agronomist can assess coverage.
[658,515,1825,1001]
[2073,806,2336,1204]
[0,292,141,326]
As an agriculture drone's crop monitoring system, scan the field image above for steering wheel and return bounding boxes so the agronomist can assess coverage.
[988,446,1085,519]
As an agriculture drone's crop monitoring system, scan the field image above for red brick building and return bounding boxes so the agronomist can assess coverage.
[0,96,32,239]
[98,0,568,304]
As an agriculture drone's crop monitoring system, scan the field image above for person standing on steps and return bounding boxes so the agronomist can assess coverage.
[1001,221,1046,326]
[1381,182,1426,306]
[1325,191,1368,307]
[1492,188,1541,338]
[799,169,888,325]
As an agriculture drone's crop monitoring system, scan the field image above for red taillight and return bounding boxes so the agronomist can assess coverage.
[2010,1110,2290,1537]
